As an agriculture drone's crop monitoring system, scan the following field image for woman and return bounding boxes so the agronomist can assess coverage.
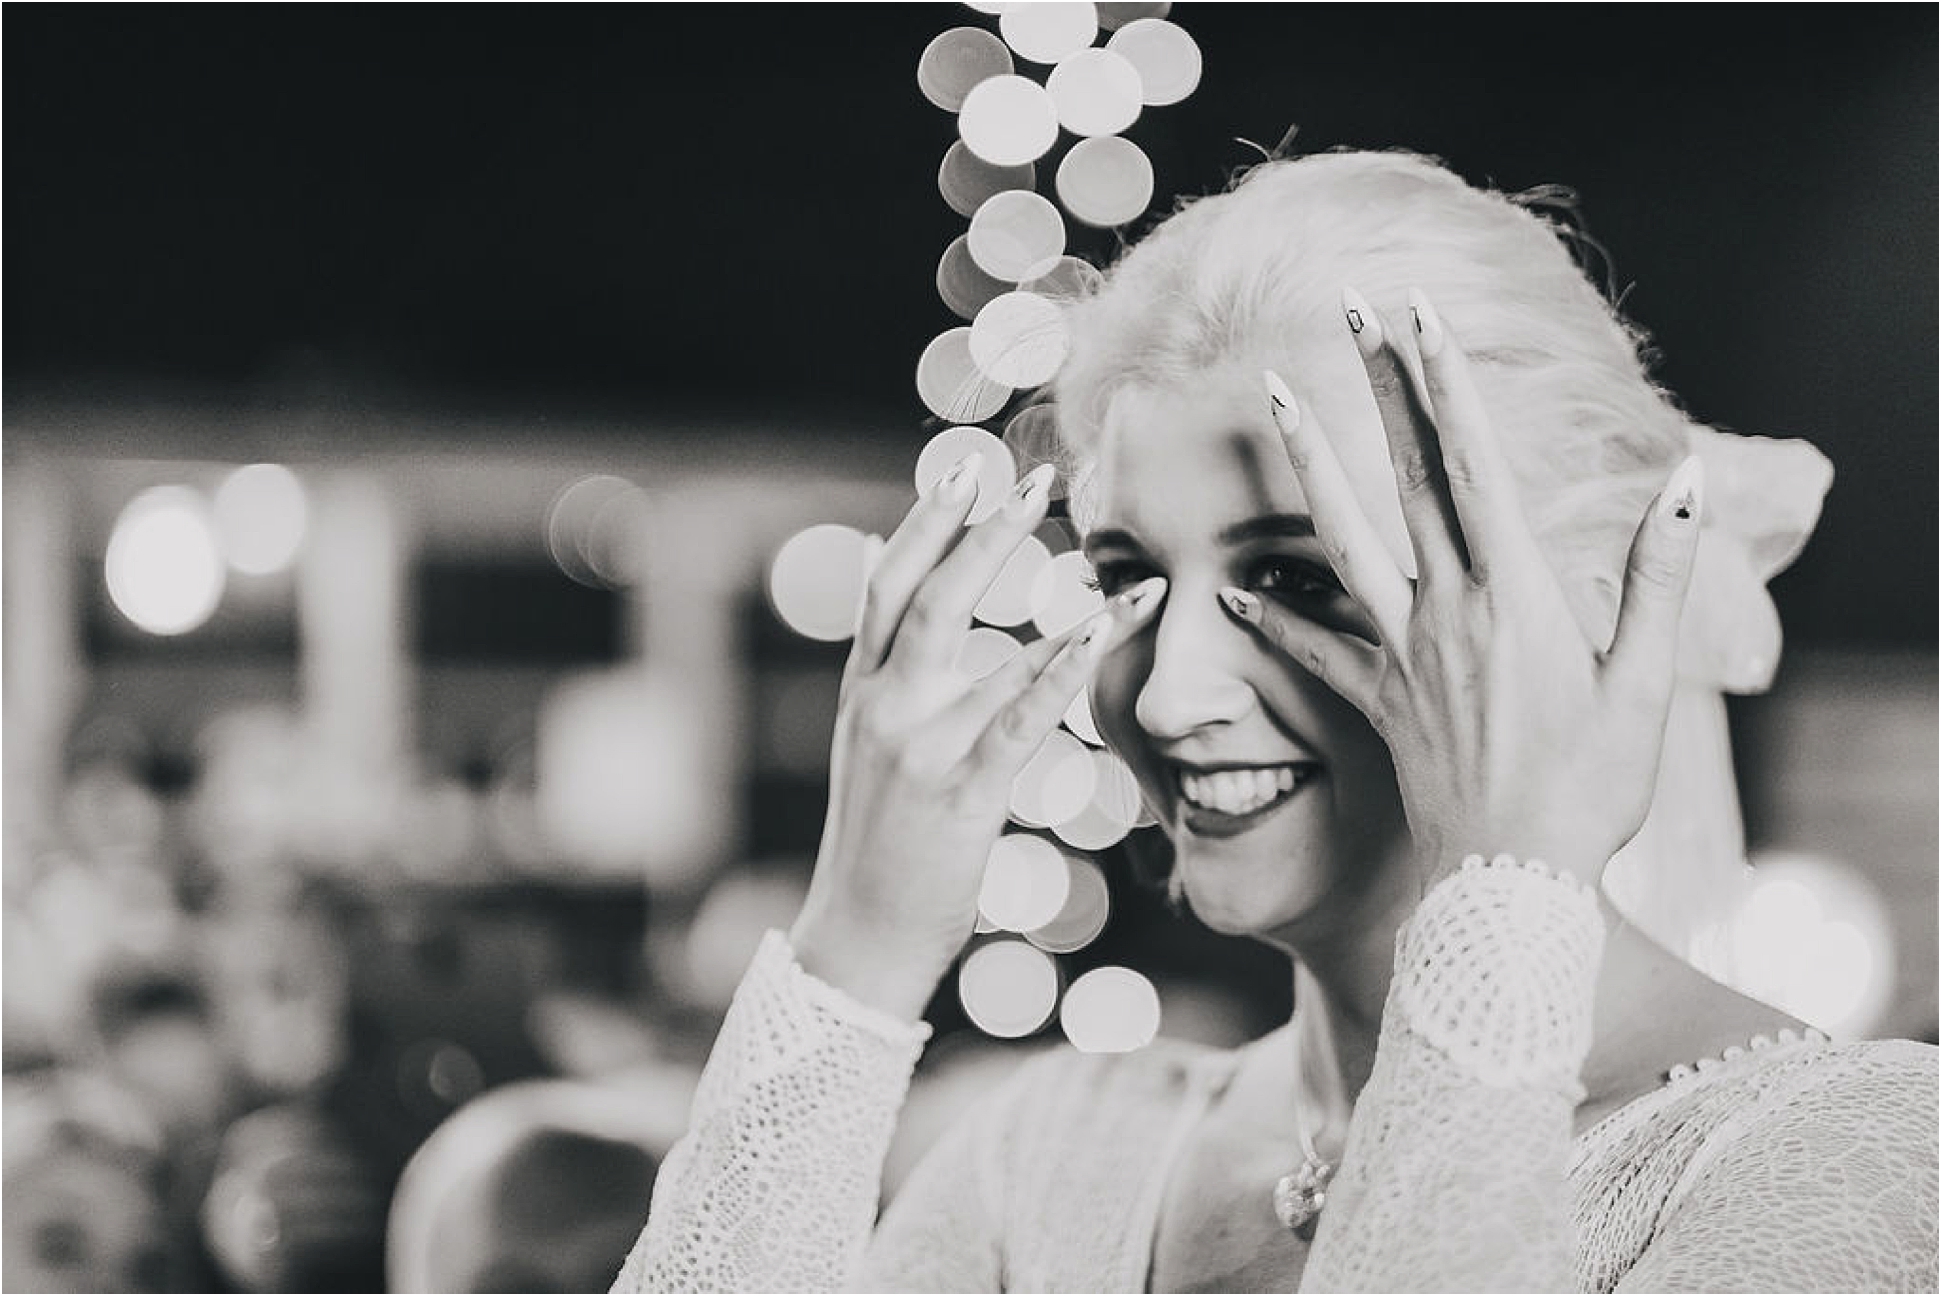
[615,151,1937,1292]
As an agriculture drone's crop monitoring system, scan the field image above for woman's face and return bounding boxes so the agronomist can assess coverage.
[1084,365,1415,945]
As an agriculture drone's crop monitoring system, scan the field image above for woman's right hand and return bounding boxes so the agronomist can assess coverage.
[787,452,1166,1022]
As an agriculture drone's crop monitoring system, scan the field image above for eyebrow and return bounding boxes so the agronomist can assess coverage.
[1085,513,1317,552]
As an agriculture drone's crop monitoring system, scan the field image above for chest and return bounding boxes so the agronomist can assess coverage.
[1146,1123,1312,1293]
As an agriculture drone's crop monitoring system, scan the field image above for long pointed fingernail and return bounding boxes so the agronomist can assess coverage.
[1263,369,1299,429]
[1659,454,1705,523]
[935,450,983,502]
[1005,463,1055,517]
[1407,288,1445,358]
[1218,586,1261,623]
[1342,287,1382,358]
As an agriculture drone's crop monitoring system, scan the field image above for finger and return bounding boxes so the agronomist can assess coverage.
[1218,585,1383,713]
[882,463,1058,679]
[963,577,1166,774]
[1406,288,1530,582]
[1264,368,1413,645]
[1604,455,1704,703]
[850,450,988,678]
[1342,286,1468,583]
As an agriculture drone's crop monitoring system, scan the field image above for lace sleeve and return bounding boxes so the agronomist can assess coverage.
[1303,856,1607,1292]
[610,930,931,1293]
[1615,1039,1939,1292]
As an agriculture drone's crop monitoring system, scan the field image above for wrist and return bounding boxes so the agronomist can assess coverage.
[787,909,943,1024]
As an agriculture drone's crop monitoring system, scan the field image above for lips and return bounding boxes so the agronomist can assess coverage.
[1172,761,1321,838]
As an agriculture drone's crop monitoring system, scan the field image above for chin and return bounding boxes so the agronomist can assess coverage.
[1170,836,1335,939]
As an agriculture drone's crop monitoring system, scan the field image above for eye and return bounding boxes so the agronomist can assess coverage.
[1080,558,1156,598]
[1246,555,1343,604]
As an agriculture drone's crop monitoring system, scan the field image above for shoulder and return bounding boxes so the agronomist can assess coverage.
[967,1034,1231,1162]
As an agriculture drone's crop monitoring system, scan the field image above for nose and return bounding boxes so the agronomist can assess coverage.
[1133,586,1257,743]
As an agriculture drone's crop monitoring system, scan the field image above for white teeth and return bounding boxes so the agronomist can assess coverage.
[1179,764,1310,815]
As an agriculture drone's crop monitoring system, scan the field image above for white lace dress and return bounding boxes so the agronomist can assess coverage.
[613,861,1939,1292]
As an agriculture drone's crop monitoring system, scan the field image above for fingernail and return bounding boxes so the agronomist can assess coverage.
[1407,288,1445,358]
[1218,586,1261,623]
[1263,369,1300,429]
[1659,454,1705,523]
[1005,463,1055,517]
[1117,575,1167,616]
[1341,286,1382,357]
[936,450,983,502]
[1074,614,1114,657]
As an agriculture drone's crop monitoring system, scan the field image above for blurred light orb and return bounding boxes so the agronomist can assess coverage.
[1000,2,1098,64]
[1062,688,1103,745]
[1003,402,1069,499]
[937,140,1036,219]
[1096,1,1170,31]
[768,523,871,641]
[958,939,1061,1038]
[1061,966,1160,1052]
[937,234,1013,321]
[958,74,1060,167]
[1727,851,1895,1038]
[968,189,1066,283]
[1056,135,1154,227]
[1051,802,1130,851]
[1045,48,1143,137]
[1010,729,1098,827]
[970,290,1069,388]
[105,485,226,635]
[917,327,1014,423]
[1030,550,1105,637]
[978,833,1073,932]
[915,425,1017,524]
[1087,748,1144,827]
[547,474,635,588]
[955,625,1024,680]
[974,534,1052,627]
[213,463,308,575]
[1106,17,1201,105]
[584,483,652,587]
[1027,853,1111,952]
[918,26,1015,112]
[1020,254,1104,304]
[963,1,1009,12]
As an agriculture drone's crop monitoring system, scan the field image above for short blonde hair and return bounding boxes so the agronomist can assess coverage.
[1054,148,1692,645]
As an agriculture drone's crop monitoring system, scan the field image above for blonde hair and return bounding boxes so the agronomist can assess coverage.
[1054,148,1692,647]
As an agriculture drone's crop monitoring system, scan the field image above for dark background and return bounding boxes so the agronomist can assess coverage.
[7,2,1936,644]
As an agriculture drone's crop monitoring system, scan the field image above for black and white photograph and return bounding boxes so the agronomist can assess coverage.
[4,4,1936,1292]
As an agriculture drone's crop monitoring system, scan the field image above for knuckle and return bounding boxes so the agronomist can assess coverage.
[1441,448,1482,493]
[1392,446,1436,493]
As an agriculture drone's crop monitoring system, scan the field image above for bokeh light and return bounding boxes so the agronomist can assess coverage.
[1051,749,1141,849]
[1055,135,1154,227]
[974,533,1052,627]
[1020,254,1104,304]
[1030,549,1104,637]
[969,290,1069,388]
[1000,2,1098,64]
[937,234,1013,321]
[1003,402,1069,497]
[1060,965,1160,1052]
[105,485,226,635]
[768,523,871,641]
[1026,852,1111,953]
[917,26,1015,112]
[937,140,1036,219]
[955,625,1024,680]
[1009,728,1098,828]
[958,74,1060,167]
[914,425,1017,524]
[968,189,1066,282]
[1045,48,1143,136]
[958,938,1061,1038]
[917,327,1014,423]
[213,463,308,575]
[1106,17,1201,105]
[546,474,639,588]
[1722,851,1896,1037]
[1096,1,1170,31]
[977,833,1073,932]
[1062,687,1103,745]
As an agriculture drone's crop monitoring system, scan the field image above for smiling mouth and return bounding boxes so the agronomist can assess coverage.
[1175,763,1320,836]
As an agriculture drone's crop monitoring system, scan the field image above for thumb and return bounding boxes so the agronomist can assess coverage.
[1606,454,1704,699]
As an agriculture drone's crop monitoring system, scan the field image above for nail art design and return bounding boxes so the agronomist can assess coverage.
[1658,454,1705,523]
[1263,370,1299,427]
[1407,288,1445,357]
[1006,463,1054,514]
[1218,587,1261,622]
[936,450,982,499]
[1341,287,1382,356]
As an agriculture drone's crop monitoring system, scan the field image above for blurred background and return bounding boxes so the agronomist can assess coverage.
[4,4,1934,1292]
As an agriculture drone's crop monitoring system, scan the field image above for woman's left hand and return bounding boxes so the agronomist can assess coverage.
[1226,289,1705,889]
